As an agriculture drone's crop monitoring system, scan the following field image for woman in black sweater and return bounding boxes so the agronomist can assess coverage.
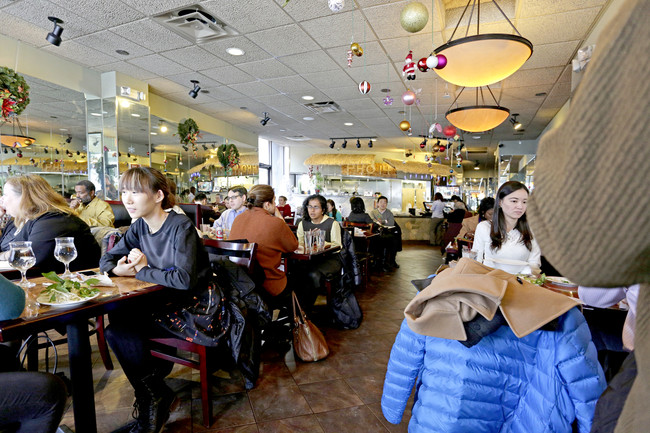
[0,175,100,273]
[100,167,215,433]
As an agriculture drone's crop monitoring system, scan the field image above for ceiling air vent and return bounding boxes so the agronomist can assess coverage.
[153,5,239,44]
[304,101,341,114]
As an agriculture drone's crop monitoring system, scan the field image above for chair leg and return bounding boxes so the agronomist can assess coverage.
[95,315,114,370]
[198,345,211,428]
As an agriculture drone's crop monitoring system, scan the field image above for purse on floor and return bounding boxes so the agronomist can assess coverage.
[292,291,329,362]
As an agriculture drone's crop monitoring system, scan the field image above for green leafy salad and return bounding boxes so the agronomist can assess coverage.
[36,272,101,304]
[517,273,547,286]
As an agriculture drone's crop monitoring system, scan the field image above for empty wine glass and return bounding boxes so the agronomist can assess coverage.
[54,237,77,278]
[8,241,36,288]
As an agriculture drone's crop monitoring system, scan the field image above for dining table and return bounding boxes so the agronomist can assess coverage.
[0,271,169,433]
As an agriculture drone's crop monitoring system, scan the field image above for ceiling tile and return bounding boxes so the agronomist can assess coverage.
[520,40,581,70]
[201,65,255,85]
[0,12,51,47]
[326,41,391,70]
[277,50,340,74]
[206,86,245,100]
[165,72,221,91]
[504,66,564,88]
[237,58,295,80]
[48,0,144,27]
[520,0,608,18]
[202,0,293,33]
[380,32,444,64]
[345,62,402,85]
[365,1,439,40]
[147,77,189,95]
[229,81,278,97]
[263,76,321,94]
[302,69,356,90]
[445,0,515,28]
[517,7,601,46]
[194,100,235,113]
[112,18,193,52]
[247,24,320,57]
[127,54,191,76]
[42,39,119,67]
[118,0,193,15]
[160,46,229,71]
[300,10,376,49]
[76,30,153,58]
[255,94,300,107]
[94,61,159,80]
[276,0,355,21]
[2,0,97,39]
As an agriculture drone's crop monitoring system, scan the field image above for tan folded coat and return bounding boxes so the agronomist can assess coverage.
[404,258,580,340]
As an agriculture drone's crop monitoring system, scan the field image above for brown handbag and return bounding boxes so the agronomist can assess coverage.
[292,291,330,362]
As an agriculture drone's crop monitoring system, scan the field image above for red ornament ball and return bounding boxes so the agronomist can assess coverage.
[435,54,447,69]
[443,125,457,137]
[358,80,371,94]
[420,142,426,149]
[417,58,429,72]
[439,144,446,152]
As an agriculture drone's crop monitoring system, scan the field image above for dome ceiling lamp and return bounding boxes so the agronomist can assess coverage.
[445,86,510,133]
[432,0,533,87]
[0,117,35,148]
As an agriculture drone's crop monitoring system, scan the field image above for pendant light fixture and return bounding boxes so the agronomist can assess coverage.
[0,118,35,148]
[445,87,509,132]
[432,0,532,87]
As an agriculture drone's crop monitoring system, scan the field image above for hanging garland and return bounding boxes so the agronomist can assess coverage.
[217,143,240,176]
[176,118,201,157]
[0,67,30,120]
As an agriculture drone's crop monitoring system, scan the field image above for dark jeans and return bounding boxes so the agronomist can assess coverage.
[0,372,67,433]
[105,308,176,391]
[295,256,342,309]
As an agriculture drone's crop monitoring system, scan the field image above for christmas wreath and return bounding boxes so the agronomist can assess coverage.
[0,67,30,120]
[217,143,240,175]
[177,118,200,145]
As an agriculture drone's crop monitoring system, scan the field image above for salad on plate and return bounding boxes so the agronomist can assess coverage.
[516,273,547,286]
[36,272,102,307]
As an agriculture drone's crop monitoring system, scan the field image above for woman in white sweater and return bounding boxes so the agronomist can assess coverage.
[472,181,540,274]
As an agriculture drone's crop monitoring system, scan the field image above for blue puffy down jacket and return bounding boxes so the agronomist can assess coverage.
[381,307,606,432]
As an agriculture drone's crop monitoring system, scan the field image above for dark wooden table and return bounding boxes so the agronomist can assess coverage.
[287,244,341,261]
[0,273,168,433]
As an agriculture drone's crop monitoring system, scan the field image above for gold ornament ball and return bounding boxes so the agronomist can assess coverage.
[400,2,429,33]
[351,42,363,56]
[399,120,411,131]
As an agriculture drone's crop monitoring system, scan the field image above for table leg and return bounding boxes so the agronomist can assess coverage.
[66,319,97,433]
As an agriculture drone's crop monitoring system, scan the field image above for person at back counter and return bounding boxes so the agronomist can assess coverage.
[370,196,400,269]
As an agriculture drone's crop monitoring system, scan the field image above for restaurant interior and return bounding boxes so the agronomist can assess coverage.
[0,0,643,432]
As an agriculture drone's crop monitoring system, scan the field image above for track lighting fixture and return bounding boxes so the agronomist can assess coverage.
[211,143,217,149]
[10,148,15,154]
[202,144,208,151]
[510,113,522,130]
[329,139,335,149]
[341,139,347,149]
[420,138,428,149]
[368,139,373,148]
[328,137,376,150]
[356,139,361,148]
[188,80,201,99]
[46,16,64,46]
[260,112,270,126]
[65,135,72,144]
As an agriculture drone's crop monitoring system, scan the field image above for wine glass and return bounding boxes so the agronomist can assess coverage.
[54,237,77,278]
[8,241,36,288]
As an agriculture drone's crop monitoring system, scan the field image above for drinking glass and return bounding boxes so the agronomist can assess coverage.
[54,237,77,278]
[304,231,313,255]
[316,230,326,251]
[8,241,36,288]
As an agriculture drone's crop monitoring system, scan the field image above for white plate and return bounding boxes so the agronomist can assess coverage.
[545,276,576,287]
[37,292,101,308]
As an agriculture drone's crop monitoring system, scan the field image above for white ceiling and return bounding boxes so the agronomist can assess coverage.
[0,0,611,170]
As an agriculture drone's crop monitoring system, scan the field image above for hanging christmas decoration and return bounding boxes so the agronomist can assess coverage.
[0,67,30,120]
[328,0,345,13]
[347,50,353,67]
[426,54,447,70]
[443,125,457,137]
[383,94,394,106]
[413,88,422,105]
[429,123,442,135]
[358,80,371,94]
[417,58,429,72]
[402,90,416,105]
[402,50,416,80]
[433,144,440,152]
[439,143,447,152]
[453,134,460,141]
[217,143,241,176]
[351,42,363,57]
[176,118,201,157]
[400,2,429,33]
[399,120,411,131]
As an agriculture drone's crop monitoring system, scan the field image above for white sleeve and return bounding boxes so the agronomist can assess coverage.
[472,222,490,264]
[528,236,542,272]
[578,286,627,308]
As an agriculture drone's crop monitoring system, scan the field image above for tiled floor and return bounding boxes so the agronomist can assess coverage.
[51,244,442,432]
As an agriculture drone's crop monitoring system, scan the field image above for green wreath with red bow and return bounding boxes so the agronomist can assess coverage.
[217,143,240,175]
[0,67,30,120]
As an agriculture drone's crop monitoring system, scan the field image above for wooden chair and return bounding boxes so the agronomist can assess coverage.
[150,239,257,427]
[177,203,202,227]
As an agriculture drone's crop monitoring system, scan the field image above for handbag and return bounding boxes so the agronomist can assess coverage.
[292,291,329,362]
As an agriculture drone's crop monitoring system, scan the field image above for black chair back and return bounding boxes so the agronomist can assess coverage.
[203,239,257,272]
[106,200,131,228]
[177,203,202,227]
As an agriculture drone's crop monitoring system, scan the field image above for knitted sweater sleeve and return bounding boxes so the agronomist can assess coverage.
[555,308,607,433]
[381,319,426,424]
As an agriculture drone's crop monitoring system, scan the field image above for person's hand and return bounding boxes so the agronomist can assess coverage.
[112,256,137,276]
[69,199,81,209]
[127,248,148,272]
[274,207,284,219]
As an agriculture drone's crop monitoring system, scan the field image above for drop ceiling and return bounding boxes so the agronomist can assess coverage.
[0,0,612,170]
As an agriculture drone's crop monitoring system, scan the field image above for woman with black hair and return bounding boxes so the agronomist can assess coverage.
[295,194,342,308]
[472,181,540,274]
[326,199,342,222]
[347,197,373,224]
[458,196,495,239]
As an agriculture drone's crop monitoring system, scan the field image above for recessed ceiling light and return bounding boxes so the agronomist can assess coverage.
[90,112,102,117]
[131,113,141,117]
[240,106,247,110]
[303,116,314,121]
[380,88,391,93]
[50,116,58,119]
[398,110,406,114]
[279,129,286,132]
[226,47,245,56]
[59,128,67,131]
[473,135,481,139]
[344,122,353,126]
[115,49,130,56]
[535,92,547,97]
[302,95,314,101]
[150,132,158,135]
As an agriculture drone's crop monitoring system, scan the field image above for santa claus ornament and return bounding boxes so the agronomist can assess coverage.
[358,81,371,94]
[347,50,353,67]
[402,50,416,80]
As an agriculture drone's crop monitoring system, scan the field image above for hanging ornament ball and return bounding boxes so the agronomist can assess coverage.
[328,0,345,13]
[433,145,440,152]
[17,153,23,158]
[399,120,411,131]
[351,42,363,57]
[443,125,457,137]
[400,2,429,33]
[420,142,426,149]
[426,55,439,69]
[439,144,446,152]
[24,138,34,146]
[358,80,371,94]
[435,54,447,69]
[402,90,416,105]
[417,58,429,72]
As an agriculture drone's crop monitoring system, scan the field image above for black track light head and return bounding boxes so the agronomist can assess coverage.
[202,144,208,151]
[46,16,64,46]
[260,112,270,126]
[66,135,72,144]
[329,139,335,149]
[341,139,347,149]
[188,80,201,99]
[510,113,522,130]
[368,139,373,148]
[356,138,361,148]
